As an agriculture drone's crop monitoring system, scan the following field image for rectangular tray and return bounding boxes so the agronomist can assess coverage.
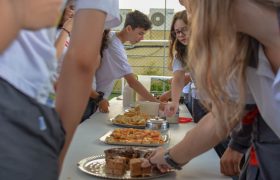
[100,130,170,147]
[109,117,146,129]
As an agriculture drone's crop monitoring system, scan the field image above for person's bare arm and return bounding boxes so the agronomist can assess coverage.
[1,0,62,52]
[143,112,228,171]
[165,70,188,116]
[124,73,159,102]
[233,0,280,72]
[56,9,106,166]
[168,112,227,165]
[171,70,187,105]
[159,90,171,102]
[55,18,73,59]
[0,0,20,52]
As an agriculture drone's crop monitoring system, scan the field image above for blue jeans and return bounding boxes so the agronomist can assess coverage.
[81,97,98,122]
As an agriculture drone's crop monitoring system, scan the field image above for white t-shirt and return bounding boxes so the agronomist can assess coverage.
[0,29,58,107]
[0,0,120,107]
[76,0,120,29]
[172,58,191,94]
[172,57,200,98]
[182,82,191,94]
[172,58,184,72]
[246,46,280,137]
[92,78,114,99]
[95,31,132,96]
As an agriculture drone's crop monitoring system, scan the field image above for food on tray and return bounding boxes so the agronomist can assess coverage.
[104,147,152,177]
[112,106,151,126]
[104,146,142,159]
[130,158,151,177]
[105,128,164,145]
[105,156,127,176]
[78,147,175,179]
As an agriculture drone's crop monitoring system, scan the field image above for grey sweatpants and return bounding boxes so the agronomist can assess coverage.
[0,79,65,180]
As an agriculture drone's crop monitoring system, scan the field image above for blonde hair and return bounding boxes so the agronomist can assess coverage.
[187,0,253,134]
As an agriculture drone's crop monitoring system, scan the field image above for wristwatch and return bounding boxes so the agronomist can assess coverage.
[96,91,104,103]
[163,151,182,170]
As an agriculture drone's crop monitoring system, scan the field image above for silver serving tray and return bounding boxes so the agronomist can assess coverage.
[77,155,175,179]
[100,130,170,147]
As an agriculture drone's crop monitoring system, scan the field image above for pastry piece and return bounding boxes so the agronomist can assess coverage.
[142,166,152,177]
[104,147,153,177]
[130,158,142,177]
[129,158,152,177]
[105,156,126,176]
[104,147,141,159]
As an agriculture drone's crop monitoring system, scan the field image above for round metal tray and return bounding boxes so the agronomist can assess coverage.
[77,155,175,179]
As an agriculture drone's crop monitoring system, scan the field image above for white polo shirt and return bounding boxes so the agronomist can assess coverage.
[246,46,280,137]
[0,0,120,107]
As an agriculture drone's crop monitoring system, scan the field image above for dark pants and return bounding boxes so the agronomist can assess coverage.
[81,98,98,122]
[184,93,192,115]
[191,98,208,123]
[239,116,280,180]
[0,79,65,180]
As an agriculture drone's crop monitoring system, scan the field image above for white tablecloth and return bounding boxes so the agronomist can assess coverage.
[59,98,231,180]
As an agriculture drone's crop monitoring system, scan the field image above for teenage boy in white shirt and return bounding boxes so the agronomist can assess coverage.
[94,10,159,114]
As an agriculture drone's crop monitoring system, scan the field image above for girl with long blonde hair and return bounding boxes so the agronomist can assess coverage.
[143,0,280,179]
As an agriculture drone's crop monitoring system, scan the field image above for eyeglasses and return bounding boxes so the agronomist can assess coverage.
[172,27,188,37]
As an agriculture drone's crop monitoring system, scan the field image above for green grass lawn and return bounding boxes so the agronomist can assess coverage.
[108,93,121,100]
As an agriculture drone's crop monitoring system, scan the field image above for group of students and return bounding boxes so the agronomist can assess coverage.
[1,0,280,180]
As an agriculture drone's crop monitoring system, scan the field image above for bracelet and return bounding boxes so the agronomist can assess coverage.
[96,91,104,103]
[61,27,70,36]
[163,151,182,170]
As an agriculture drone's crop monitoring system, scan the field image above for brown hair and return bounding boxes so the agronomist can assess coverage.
[58,0,75,29]
[168,10,188,70]
[124,10,152,30]
[100,29,110,58]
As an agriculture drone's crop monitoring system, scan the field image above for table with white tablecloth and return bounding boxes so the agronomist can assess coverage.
[59,97,231,180]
